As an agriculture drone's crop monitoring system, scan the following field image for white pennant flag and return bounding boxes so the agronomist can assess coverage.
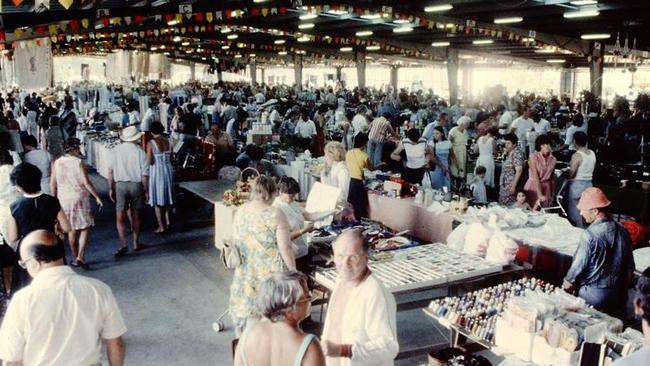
[35,0,50,12]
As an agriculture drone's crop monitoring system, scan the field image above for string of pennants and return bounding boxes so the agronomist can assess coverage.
[0,3,576,58]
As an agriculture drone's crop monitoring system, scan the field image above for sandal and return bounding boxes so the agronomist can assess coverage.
[114,247,128,258]
[76,259,90,270]
[70,261,80,268]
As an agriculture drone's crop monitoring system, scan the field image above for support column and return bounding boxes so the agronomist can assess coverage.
[356,51,366,88]
[189,62,196,80]
[335,66,342,82]
[462,67,473,100]
[447,48,459,105]
[560,68,576,99]
[389,65,399,93]
[250,62,257,86]
[589,41,605,105]
[294,54,303,90]
[260,68,266,85]
[217,68,223,82]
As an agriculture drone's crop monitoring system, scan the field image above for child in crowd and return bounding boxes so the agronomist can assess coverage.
[512,190,532,211]
[469,165,487,204]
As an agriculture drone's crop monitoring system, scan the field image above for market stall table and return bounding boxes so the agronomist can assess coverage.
[368,193,454,243]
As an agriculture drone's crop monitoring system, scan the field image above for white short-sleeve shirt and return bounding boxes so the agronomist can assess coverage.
[0,266,127,365]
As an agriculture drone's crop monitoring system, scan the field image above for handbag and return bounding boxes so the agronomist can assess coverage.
[220,240,242,269]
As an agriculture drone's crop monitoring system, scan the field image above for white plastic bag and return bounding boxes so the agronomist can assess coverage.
[464,222,491,257]
[486,230,519,264]
[446,223,468,251]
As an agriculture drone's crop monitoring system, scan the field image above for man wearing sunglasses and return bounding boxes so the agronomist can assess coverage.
[321,229,398,366]
[0,230,127,366]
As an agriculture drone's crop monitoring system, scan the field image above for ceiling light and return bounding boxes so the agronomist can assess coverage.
[250,54,256,57]
[360,13,382,20]
[278,51,288,55]
[473,39,494,45]
[227,34,238,40]
[393,26,413,33]
[298,23,315,29]
[297,36,310,42]
[534,48,556,53]
[494,16,523,24]
[424,4,453,12]
[581,33,610,40]
[340,47,353,52]
[202,57,207,60]
[167,19,179,26]
[522,37,534,42]
[221,45,230,50]
[393,19,411,24]
[221,27,232,34]
[570,0,597,5]
[234,54,242,58]
[563,9,599,18]
[274,39,286,45]
[150,47,158,51]
[181,41,190,46]
[150,0,169,6]
[432,41,450,47]
[546,59,566,63]
[445,23,455,29]
[173,36,182,42]
[253,0,270,3]
[356,30,373,37]
[365,56,373,60]
[299,13,318,20]
[366,45,380,51]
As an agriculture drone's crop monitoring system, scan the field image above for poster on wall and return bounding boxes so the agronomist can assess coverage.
[81,64,90,81]
[14,37,53,90]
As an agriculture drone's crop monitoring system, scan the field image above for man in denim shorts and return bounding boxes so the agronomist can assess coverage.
[108,126,149,257]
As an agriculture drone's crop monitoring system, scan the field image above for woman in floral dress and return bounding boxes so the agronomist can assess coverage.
[229,176,295,335]
[499,133,526,206]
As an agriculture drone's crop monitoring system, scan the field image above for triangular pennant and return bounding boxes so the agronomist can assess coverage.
[124,16,132,25]
[81,18,89,29]
[261,8,269,17]
[14,28,23,38]
[58,0,73,10]
[35,0,50,11]
[11,0,23,6]
[175,14,183,23]
[48,24,58,35]
[206,12,213,22]
[111,17,121,26]
[153,29,159,36]
[215,11,222,20]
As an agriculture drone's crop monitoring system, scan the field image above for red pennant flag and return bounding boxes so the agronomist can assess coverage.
[354,8,363,15]
[225,10,232,18]
[278,7,288,14]
[36,26,46,35]
[251,8,260,16]
[69,20,79,31]
[102,17,110,26]
[134,16,145,24]
[0,31,5,43]
[165,14,174,23]
[207,24,214,32]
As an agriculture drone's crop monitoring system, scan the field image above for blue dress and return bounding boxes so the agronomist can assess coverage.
[148,139,174,207]
[429,140,451,190]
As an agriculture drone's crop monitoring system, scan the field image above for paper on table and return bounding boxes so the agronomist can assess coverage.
[306,182,340,226]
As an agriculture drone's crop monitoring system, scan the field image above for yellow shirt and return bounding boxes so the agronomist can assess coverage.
[346,148,368,180]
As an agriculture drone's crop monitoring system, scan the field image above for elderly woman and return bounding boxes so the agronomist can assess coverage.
[523,134,557,209]
[613,267,650,365]
[273,177,335,274]
[235,271,325,366]
[448,116,470,187]
[51,138,103,269]
[321,141,350,204]
[229,176,296,335]
[499,133,526,206]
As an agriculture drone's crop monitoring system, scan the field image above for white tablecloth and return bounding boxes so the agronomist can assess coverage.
[85,137,116,179]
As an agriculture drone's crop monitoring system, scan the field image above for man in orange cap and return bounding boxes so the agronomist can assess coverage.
[562,187,635,316]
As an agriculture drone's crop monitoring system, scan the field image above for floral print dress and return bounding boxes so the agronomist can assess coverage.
[229,204,286,319]
[499,149,525,206]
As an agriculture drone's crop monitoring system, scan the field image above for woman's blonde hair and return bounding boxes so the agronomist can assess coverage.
[250,175,277,202]
[324,141,346,162]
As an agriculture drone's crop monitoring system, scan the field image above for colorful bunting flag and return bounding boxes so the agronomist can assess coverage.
[58,0,73,10]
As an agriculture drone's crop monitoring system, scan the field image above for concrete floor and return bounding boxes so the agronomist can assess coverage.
[76,173,458,366]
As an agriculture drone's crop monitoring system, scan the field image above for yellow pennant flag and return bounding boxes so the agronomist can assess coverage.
[14,28,23,38]
[81,19,89,29]
[58,0,73,10]
[206,12,213,23]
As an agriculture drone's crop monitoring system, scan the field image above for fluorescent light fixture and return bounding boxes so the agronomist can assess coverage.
[356,30,373,37]
[473,39,494,45]
[221,45,230,50]
[366,45,380,51]
[173,36,182,42]
[393,26,413,33]
[570,0,597,5]
[432,41,450,47]
[167,19,179,26]
[340,47,353,52]
[534,48,556,53]
[424,4,453,12]
[546,59,566,63]
[234,54,242,58]
[278,51,288,55]
[274,39,286,45]
[297,36,310,42]
[250,53,256,57]
[181,41,190,46]
[298,23,315,29]
[150,47,158,51]
[522,37,534,42]
[221,27,232,34]
[563,9,599,18]
[360,13,382,20]
[299,13,318,20]
[227,34,238,40]
[445,23,455,28]
[150,0,169,6]
[581,33,610,40]
[253,0,270,3]
[327,9,348,15]
[494,16,523,24]
[201,57,207,60]
[393,19,411,24]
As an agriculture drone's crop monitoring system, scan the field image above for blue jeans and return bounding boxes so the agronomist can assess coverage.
[566,180,592,228]
[578,285,624,316]
[368,139,383,167]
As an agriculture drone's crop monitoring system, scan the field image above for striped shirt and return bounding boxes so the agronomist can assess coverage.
[368,117,394,143]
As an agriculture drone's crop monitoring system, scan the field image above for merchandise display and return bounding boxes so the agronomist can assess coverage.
[314,243,504,292]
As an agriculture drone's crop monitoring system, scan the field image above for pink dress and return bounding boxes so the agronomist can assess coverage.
[54,155,94,230]
[523,151,557,208]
